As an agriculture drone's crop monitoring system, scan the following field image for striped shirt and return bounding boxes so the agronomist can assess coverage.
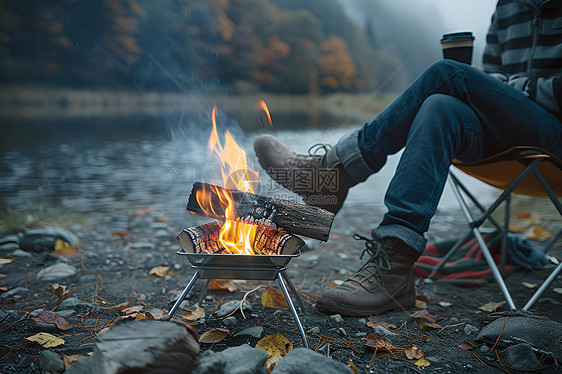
[483,0,562,115]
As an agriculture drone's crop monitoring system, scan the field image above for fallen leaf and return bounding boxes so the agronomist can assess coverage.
[478,301,506,313]
[106,301,130,310]
[156,217,170,223]
[36,263,77,281]
[330,280,344,287]
[199,328,230,344]
[415,299,427,309]
[62,354,85,371]
[415,357,430,367]
[457,340,474,351]
[121,305,143,315]
[49,283,76,302]
[508,225,524,233]
[405,344,424,359]
[553,288,562,295]
[209,280,238,292]
[523,225,551,240]
[366,317,397,330]
[26,332,65,348]
[145,311,155,320]
[516,211,531,219]
[521,281,538,289]
[364,333,396,352]
[410,309,438,329]
[149,266,170,277]
[0,286,8,292]
[438,301,453,308]
[181,306,205,321]
[421,322,442,331]
[133,207,155,216]
[261,287,289,309]
[134,313,146,321]
[0,257,14,266]
[53,239,81,257]
[347,360,358,374]
[32,311,72,330]
[111,231,132,237]
[256,334,293,372]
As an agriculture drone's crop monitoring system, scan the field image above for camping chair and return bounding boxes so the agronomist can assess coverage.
[426,146,562,310]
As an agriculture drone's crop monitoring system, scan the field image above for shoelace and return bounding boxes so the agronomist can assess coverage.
[353,233,391,286]
[291,143,332,167]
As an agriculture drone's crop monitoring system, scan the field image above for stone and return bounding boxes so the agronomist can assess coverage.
[271,348,353,374]
[373,325,397,337]
[34,322,60,333]
[60,297,90,307]
[55,309,75,319]
[223,316,237,327]
[20,226,79,252]
[216,300,253,317]
[10,249,32,257]
[39,350,65,373]
[36,263,77,281]
[1,243,21,252]
[329,314,343,323]
[0,235,20,246]
[64,356,95,374]
[131,242,156,250]
[464,324,480,335]
[307,326,320,334]
[499,343,545,372]
[192,344,267,374]
[235,326,264,339]
[0,286,29,299]
[480,345,490,352]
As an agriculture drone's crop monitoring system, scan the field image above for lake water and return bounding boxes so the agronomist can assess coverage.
[0,110,495,224]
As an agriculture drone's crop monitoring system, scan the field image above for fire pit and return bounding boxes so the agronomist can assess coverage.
[167,107,335,348]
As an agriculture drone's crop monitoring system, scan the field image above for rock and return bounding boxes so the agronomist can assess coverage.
[39,350,65,373]
[10,249,32,257]
[235,326,264,339]
[34,321,60,333]
[173,263,182,271]
[329,314,343,324]
[358,318,367,325]
[307,326,320,334]
[20,226,79,252]
[60,297,90,307]
[64,356,95,374]
[273,310,283,316]
[271,348,353,374]
[36,263,77,281]
[464,324,480,335]
[479,345,490,353]
[30,309,45,317]
[0,235,20,245]
[0,286,28,299]
[192,344,267,374]
[538,297,562,305]
[131,242,155,250]
[499,343,545,372]
[1,243,21,252]
[55,309,75,319]
[216,300,253,317]
[223,316,237,327]
[373,325,397,337]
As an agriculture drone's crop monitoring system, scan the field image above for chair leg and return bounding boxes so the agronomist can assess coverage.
[500,194,510,273]
[523,261,562,311]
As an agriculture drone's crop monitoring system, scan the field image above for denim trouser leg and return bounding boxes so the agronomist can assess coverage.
[336,60,562,253]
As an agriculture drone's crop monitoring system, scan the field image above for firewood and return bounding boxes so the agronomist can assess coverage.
[177,221,304,255]
[187,182,334,241]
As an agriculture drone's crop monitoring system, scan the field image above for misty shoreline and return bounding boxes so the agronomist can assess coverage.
[0,86,396,123]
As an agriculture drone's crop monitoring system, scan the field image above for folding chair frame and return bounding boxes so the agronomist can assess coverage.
[427,153,562,310]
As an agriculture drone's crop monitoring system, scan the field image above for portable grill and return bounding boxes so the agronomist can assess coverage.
[168,248,308,348]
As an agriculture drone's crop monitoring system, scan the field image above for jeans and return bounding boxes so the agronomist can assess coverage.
[337,60,562,254]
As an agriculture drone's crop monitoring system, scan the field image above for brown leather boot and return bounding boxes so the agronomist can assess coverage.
[253,134,356,214]
[316,232,420,316]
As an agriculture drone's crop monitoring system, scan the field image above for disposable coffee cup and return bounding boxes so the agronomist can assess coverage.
[440,32,474,64]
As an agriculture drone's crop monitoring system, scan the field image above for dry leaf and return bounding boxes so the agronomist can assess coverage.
[421,322,442,331]
[347,360,358,374]
[478,301,506,313]
[405,344,424,359]
[149,266,170,277]
[52,239,82,257]
[209,280,238,292]
[256,334,293,372]
[0,257,14,266]
[516,211,531,219]
[509,225,524,233]
[106,301,130,310]
[523,225,551,240]
[26,332,65,348]
[330,280,344,287]
[111,231,132,237]
[62,354,85,370]
[438,301,453,308]
[182,306,205,321]
[415,299,427,309]
[32,311,72,330]
[415,357,430,367]
[145,311,156,320]
[366,317,397,330]
[521,281,538,289]
[133,207,155,216]
[199,328,230,344]
[261,287,289,309]
[364,333,396,352]
[410,309,438,328]
[553,288,562,295]
[134,313,146,321]
[121,305,143,315]
[49,283,76,301]
[457,340,474,351]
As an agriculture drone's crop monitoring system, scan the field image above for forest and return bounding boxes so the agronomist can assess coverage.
[0,0,442,95]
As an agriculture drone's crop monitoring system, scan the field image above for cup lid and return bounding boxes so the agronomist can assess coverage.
[441,32,474,43]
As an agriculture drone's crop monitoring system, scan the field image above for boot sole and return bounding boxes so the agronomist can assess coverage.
[315,294,416,317]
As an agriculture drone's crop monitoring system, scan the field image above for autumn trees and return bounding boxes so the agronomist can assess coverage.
[0,0,400,94]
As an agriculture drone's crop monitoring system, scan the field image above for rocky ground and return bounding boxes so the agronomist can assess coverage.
[0,204,561,373]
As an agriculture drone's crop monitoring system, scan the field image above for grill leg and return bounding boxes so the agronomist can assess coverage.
[277,272,308,349]
[167,271,199,318]
[196,279,211,306]
[279,270,305,312]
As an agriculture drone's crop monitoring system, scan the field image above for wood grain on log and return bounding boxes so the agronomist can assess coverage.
[187,182,334,241]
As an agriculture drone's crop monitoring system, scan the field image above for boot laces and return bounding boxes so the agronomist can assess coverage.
[291,143,332,166]
[353,233,391,286]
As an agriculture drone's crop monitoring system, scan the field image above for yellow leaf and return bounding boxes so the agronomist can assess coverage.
[508,225,524,233]
[149,266,170,277]
[415,357,430,367]
[181,306,205,321]
[62,354,85,370]
[415,299,427,309]
[54,239,76,253]
[405,344,424,360]
[0,257,14,266]
[134,313,146,321]
[347,360,358,374]
[521,281,538,289]
[26,333,65,348]
[523,226,551,241]
[478,301,506,313]
[256,334,293,373]
[199,328,229,344]
[330,280,344,287]
[209,280,238,292]
[261,287,289,309]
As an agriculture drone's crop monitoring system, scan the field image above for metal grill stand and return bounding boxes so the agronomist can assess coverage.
[168,250,308,348]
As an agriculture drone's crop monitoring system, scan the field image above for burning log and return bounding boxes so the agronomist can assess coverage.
[177,221,304,255]
[187,182,334,241]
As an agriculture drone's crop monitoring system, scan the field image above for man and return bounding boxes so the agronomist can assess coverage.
[253,0,562,316]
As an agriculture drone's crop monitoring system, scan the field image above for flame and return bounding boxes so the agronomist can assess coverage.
[196,106,260,254]
[257,100,273,128]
